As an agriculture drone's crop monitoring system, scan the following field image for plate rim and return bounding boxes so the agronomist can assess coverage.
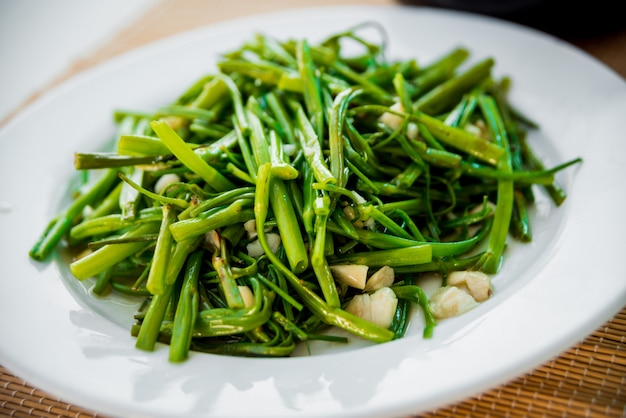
[1,4,625,418]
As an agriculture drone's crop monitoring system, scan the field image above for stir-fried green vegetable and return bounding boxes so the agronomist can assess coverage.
[30,23,581,360]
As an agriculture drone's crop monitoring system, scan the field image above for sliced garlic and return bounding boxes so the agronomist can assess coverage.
[464,119,490,140]
[465,273,492,302]
[406,121,419,140]
[429,286,479,319]
[345,287,398,329]
[378,102,418,140]
[243,219,272,239]
[266,233,281,254]
[203,229,221,253]
[244,219,258,239]
[330,264,369,289]
[246,232,281,258]
[154,173,181,195]
[464,123,482,137]
[238,285,255,308]
[447,270,492,302]
[246,240,264,258]
[364,265,395,292]
[378,102,405,131]
[368,287,398,328]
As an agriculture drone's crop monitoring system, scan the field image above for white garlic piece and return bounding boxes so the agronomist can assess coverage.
[330,264,369,290]
[154,173,181,195]
[447,271,492,302]
[345,287,398,329]
[246,233,281,258]
[237,285,255,308]
[203,229,221,252]
[364,265,395,292]
[429,286,479,319]
[378,102,406,132]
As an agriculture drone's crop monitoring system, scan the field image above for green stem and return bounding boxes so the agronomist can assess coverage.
[30,169,119,261]
[169,249,202,362]
[146,205,177,295]
[151,120,235,192]
[254,163,394,343]
[70,221,160,280]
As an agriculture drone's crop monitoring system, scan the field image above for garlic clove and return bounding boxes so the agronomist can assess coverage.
[364,265,395,292]
[154,173,181,195]
[203,229,221,252]
[465,272,492,302]
[378,102,405,131]
[237,285,255,308]
[330,264,369,289]
[345,287,398,329]
[246,232,281,258]
[447,270,492,302]
[368,287,398,329]
[429,286,479,319]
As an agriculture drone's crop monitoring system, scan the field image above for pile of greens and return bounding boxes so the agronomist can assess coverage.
[30,24,580,361]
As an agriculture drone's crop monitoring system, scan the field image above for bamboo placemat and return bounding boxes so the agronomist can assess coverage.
[2,0,625,416]
[2,307,624,417]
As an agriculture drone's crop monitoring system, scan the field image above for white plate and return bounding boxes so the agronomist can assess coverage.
[1,5,625,418]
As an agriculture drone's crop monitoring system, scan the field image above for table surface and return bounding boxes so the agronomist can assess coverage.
[1,0,625,417]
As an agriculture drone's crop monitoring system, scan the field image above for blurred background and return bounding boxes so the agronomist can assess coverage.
[413,0,626,37]
[1,0,625,124]
[0,0,158,122]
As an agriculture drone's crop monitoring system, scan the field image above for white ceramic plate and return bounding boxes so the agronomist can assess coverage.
[1,5,625,418]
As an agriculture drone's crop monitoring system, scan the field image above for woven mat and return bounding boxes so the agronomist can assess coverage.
[2,0,625,416]
[2,308,624,417]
